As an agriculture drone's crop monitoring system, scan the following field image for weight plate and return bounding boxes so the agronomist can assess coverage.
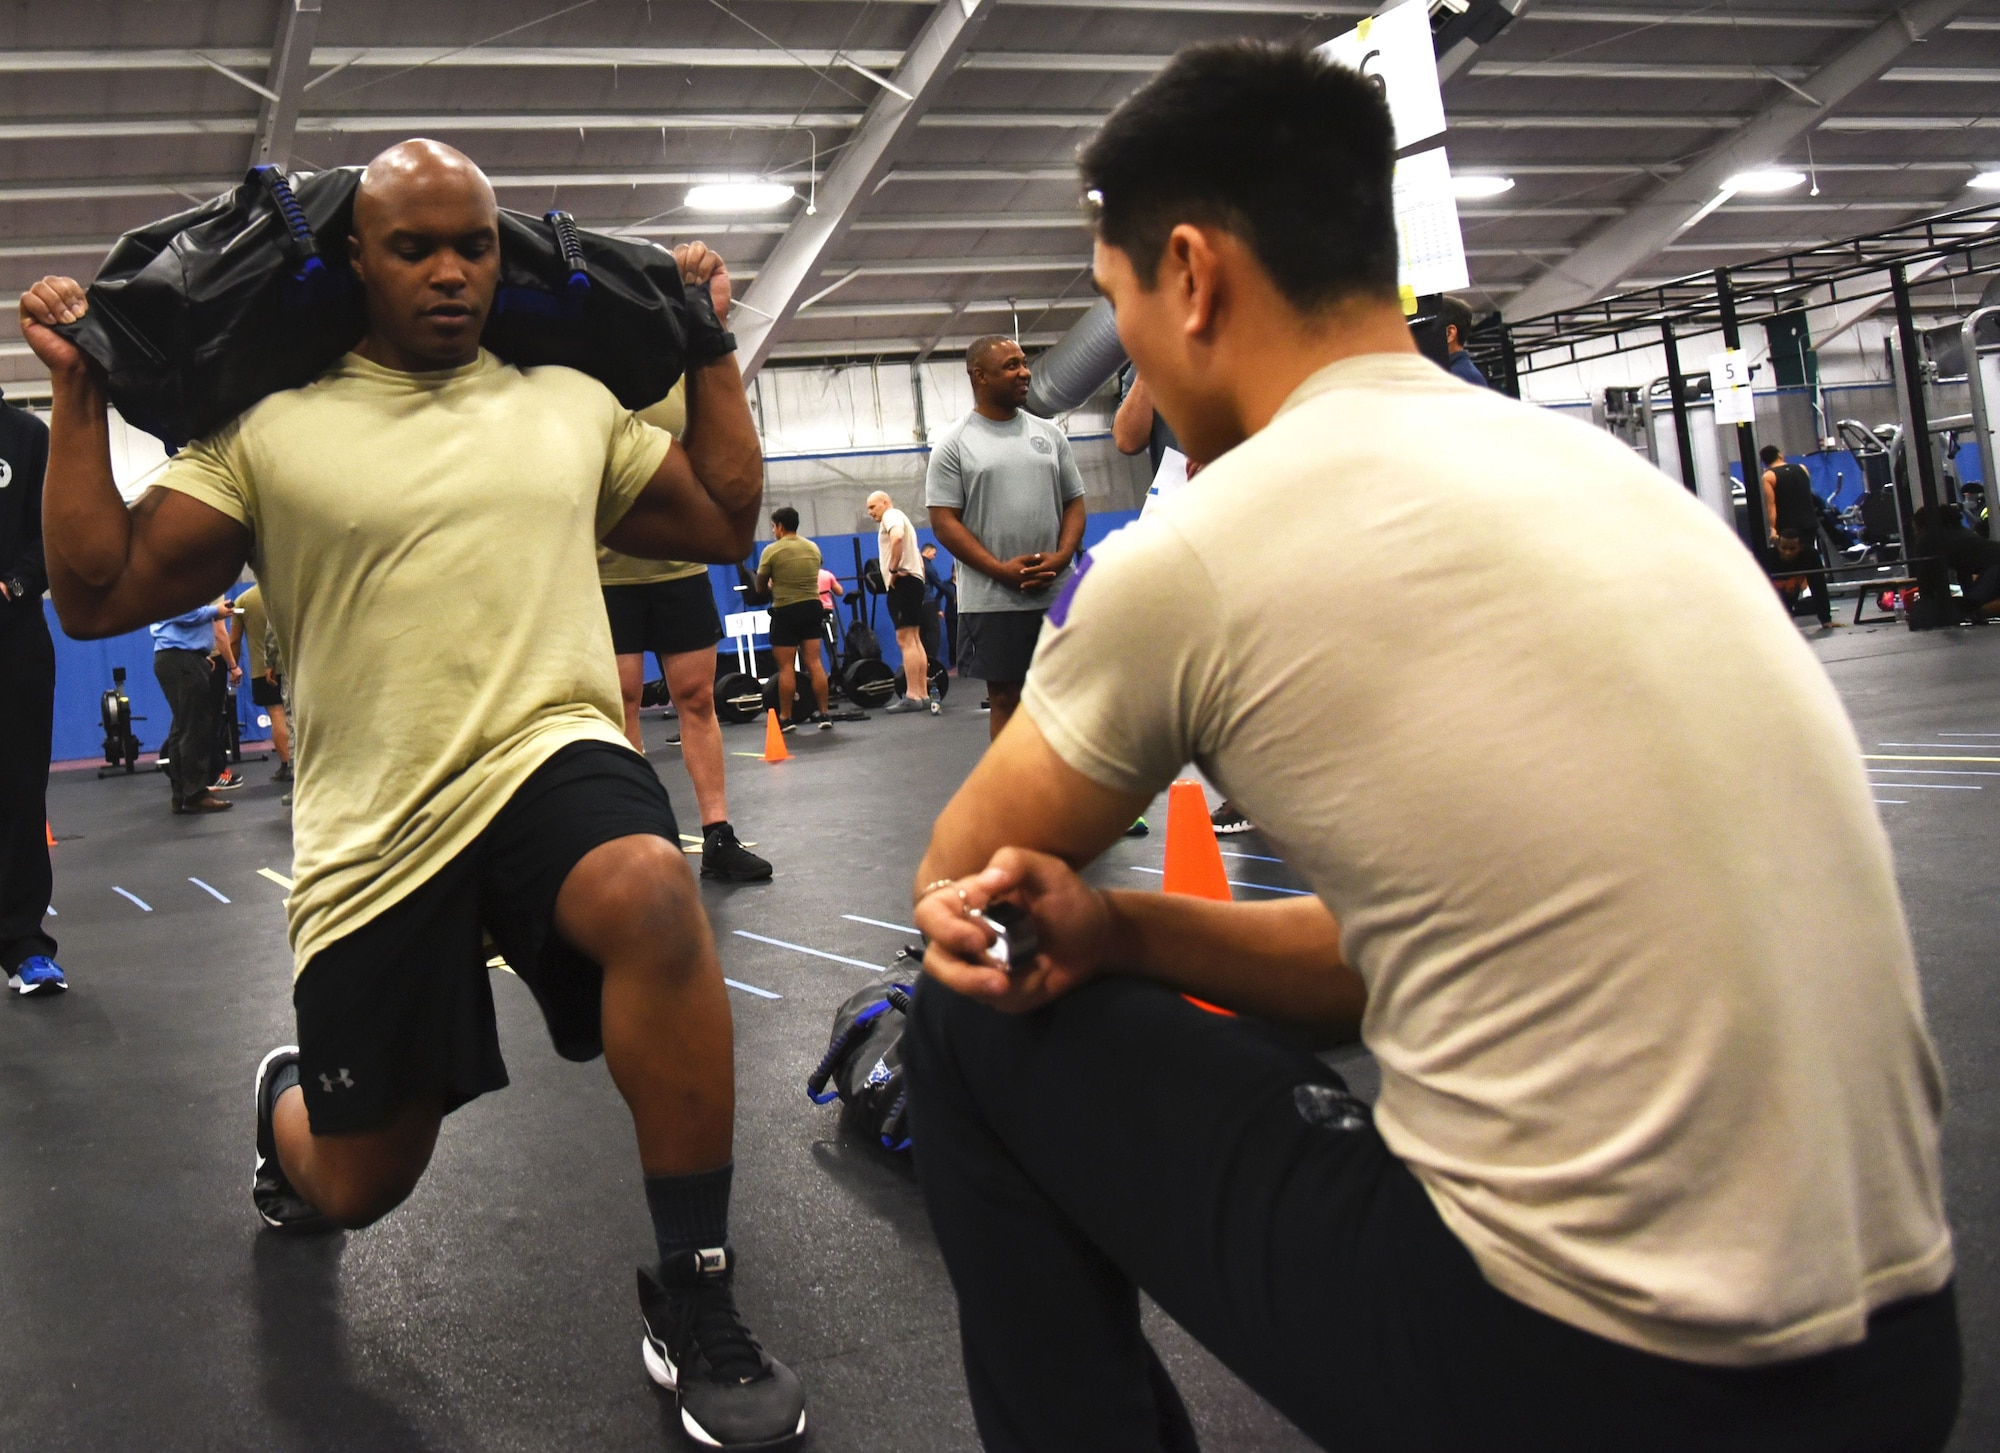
[714,671,763,724]
[842,657,896,708]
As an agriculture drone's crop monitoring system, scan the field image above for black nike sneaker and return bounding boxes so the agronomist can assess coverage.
[639,1247,806,1450]
[701,824,773,883]
[253,1046,337,1234]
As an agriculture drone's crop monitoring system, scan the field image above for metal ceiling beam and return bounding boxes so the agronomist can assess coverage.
[1503,0,1980,321]
[1468,59,2000,84]
[251,0,320,170]
[733,0,999,379]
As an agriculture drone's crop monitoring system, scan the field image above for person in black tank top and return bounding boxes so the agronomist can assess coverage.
[1761,445,1833,625]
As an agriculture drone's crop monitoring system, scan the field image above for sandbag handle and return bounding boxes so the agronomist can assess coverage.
[246,165,323,273]
[545,210,590,291]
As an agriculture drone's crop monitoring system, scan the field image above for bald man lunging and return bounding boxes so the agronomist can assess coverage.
[22,141,806,1450]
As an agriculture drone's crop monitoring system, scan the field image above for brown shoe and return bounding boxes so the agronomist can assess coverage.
[174,792,233,814]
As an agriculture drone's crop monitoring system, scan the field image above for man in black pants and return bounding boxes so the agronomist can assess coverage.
[1761,444,1833,626]
[0,388,66,995]
[909,44,1957,1453]
[150,599,235,814]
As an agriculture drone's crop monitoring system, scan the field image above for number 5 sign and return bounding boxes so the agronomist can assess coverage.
[1708,349,1757,425]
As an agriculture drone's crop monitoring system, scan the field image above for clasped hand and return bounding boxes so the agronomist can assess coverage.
[914,847,1115,1013]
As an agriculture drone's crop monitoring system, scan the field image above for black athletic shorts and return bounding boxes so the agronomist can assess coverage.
[886,574,929,630]
[767,599,825,648]
[957,610,1046,687]
[603,573,724,658]
[250,673,285,708]
[291,740,681,1134]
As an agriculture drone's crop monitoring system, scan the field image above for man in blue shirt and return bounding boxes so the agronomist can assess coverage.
[1441,296,1490,388]
[152,599,235,813]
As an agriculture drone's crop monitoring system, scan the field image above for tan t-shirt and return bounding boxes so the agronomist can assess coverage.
[598,381,701,587]
[1023,352,1951,1367]
[158,350,671,971]
[235,581,280,679]
[877,506,923,582]
[757,533,823,608]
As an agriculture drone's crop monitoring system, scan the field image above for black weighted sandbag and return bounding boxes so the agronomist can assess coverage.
[807,982,915,1152]
[53,164,725,447]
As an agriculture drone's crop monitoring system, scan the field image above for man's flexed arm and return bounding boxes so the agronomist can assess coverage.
[602,243,763,563]
[20,278,250,639]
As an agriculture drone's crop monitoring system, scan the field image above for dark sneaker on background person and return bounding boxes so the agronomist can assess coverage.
[638,1248,807,1451]
[252,1046,337,1234]
[8,956,67,995]
[700,823,773,883]
[272,760,293,783]
[1211,802,1252,835]
[209,768,244,791]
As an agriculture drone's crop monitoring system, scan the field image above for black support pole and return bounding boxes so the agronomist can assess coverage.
[1715,269,1769,566]
[1499,325,1521,399]
[1660,319,1699,496]
[1891,261,1951,628]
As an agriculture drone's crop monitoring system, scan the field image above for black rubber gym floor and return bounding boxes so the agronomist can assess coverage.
[2,624,1990,1451]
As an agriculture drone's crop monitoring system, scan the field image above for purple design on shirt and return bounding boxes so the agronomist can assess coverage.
[1046,550,1094,629]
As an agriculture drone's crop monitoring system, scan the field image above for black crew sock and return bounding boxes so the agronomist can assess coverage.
[702,819,732,841]
[268,1057,301,1113]
[645,1162,734,1266]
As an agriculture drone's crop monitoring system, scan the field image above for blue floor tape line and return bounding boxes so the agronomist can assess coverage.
[112,887,153,912]
[1128,867,1311,896]
[842,913,920,936]
[188,877,231,903]
[725,978,782,1000]
[1218,849,1283,863]
[732,930,885,972]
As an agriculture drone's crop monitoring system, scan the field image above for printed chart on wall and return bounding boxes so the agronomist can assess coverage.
[1393,147,1471,296]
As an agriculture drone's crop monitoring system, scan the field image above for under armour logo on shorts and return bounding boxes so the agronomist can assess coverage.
[320,1068,355,1092]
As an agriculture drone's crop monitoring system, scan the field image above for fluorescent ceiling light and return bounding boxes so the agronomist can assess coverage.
[1970,171,2000,191]
[1722,169,1806,195]
[1452,174,1515,199]
[685,182,795,213]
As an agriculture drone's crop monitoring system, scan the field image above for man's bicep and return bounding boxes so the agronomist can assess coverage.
[70,488,252,638]
[926,713,1151,879]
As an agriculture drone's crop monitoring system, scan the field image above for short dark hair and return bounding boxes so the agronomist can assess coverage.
[966,335,1015,373]
[1759,445,1783,467]
[771,506,800,532]
[1440,296,1474,344]
[1079,41,1398,312]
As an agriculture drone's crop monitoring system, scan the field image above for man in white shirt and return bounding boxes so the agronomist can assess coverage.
[866,490,937,715]
[904,42,1957,1453]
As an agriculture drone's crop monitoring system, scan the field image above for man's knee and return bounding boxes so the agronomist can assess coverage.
[558,834,706,967]
[665,654,716,719]
[315,1166,423,1229]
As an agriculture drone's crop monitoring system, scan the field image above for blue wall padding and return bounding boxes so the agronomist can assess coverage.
[44,512,1144,763]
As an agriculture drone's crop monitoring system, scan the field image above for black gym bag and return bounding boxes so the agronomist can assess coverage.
[54,164,730,447]
[808,982,915,1151]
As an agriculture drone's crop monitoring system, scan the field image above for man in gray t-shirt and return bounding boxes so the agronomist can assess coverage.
[925,335,1087,739]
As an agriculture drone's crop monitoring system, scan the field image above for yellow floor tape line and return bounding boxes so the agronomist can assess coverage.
[258,867,294,889]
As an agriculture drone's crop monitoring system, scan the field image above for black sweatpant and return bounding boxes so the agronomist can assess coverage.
[903,976,1961,1453]
[153,647,216,803]
[0,603,57,972]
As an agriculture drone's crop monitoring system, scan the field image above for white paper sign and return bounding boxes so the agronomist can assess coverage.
[724,609,772,639]
[1708,351,1756,425]
[1316,0,1447,149]
[1393,147,1471,296]
[1142,447,1191,518]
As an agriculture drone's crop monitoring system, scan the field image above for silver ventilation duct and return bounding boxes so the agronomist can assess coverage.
[1023,298,1126,417]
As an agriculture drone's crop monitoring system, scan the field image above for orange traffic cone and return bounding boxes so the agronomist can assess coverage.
[762,708,790,763]
[1161,780,1230,900]
[1159,780,1234,1016]
[46,820,57,848]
